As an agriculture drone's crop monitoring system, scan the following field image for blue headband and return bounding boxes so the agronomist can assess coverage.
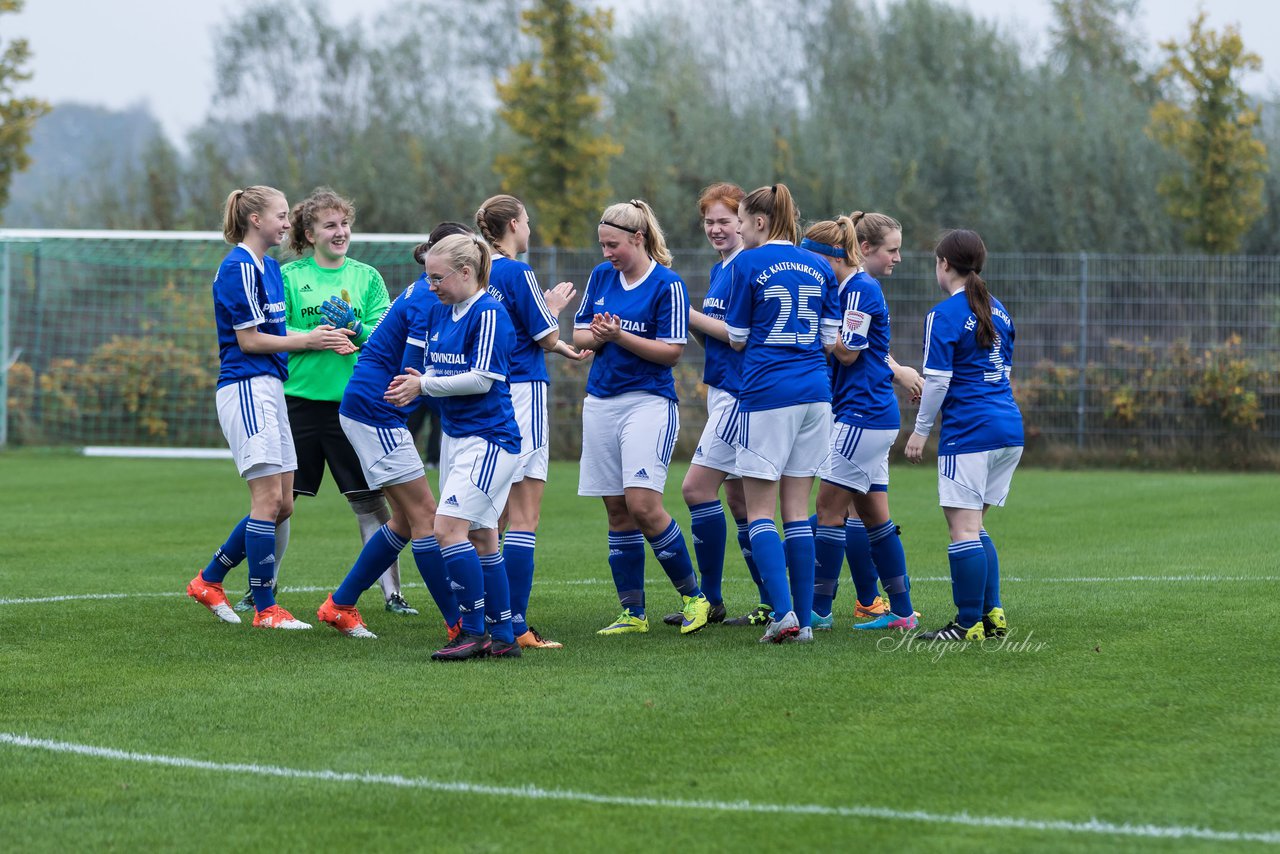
[800,237,847,259]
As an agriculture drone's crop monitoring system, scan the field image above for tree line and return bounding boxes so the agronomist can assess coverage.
[2,0,1274,254]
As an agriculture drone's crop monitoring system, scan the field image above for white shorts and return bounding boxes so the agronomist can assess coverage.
[690,386,740,478]
[339,414,424,489]
[579,392,679,496]
[938,447,1023,509]
[438,433,520,529]
[734,401,832,480]
[216,376,297,479]
[510,381,549,483]
[820,424,896,494]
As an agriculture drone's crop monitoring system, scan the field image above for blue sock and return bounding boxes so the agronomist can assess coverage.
[410,535,460,625]
[687,501,727,605]
[845,518,880,606]
[783,520,815,629]
[980,529,1001,612]
[812,524,845,618]
[748,519,792,616]
[503,530,536,636]
[480,551,514,643]
[244,518,277,611]
[948,540,987,628]
[736,519,770,607]
[608,530,646,617]
[648,519,701,598]
[867,519,913,617]
[201,515,248,583]
[442,541,486,635]
[334,525,408,607]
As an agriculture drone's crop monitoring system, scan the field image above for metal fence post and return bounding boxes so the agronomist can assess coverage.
[1076,252,1088,450]
[1,240,8,448]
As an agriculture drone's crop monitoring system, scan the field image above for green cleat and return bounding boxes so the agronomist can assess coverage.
[983,607,1008,638]
[597,609,650,635]
[232,590,255,613]
[725,604,772,626]
[384,593,419,615]
[919,620,985,641]
[680,593,711,635]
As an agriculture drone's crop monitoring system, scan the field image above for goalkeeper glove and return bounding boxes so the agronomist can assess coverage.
[320,295,363,337]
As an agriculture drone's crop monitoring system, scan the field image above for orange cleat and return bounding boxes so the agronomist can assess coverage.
[317,594,376,638]
[186,573,241,624]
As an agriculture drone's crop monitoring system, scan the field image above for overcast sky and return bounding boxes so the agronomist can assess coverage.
[8,0,1279,143]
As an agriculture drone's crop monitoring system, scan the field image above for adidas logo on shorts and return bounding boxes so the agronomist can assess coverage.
[634,469,649,480]
[431,333,440,342]
[445,495,459,506]
[595,297,605,305]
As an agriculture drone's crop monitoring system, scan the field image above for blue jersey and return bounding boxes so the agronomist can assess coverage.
[428,291,520,454]
[487,255,560,384]
[831,271,899,430]
[212,244,288,388]
[724,241,840,412]
[340,274,442,428]
[699,250,744,395]
[922,290,1024,453]
[573,260,688,401]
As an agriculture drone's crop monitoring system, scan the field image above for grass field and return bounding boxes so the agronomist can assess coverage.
[1,448,1277,852]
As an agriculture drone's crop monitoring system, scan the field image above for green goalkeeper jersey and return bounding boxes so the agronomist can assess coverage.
[281,256,390,402]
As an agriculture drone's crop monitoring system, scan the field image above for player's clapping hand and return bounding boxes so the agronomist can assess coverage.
[894,365,924,402]
[904,433,927,464]
[307,324,357,354]
[590,312,622,343]
[543,281,578,315]
[385,367,424,407]
[320,296,363,337]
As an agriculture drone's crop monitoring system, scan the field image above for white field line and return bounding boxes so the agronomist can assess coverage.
[0,575,1276,608]
[0,733,1274,845]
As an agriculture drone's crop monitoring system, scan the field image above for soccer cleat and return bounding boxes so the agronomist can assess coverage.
[516,626,563,649]
[484,637,523,658]
[852,611,919,631]
[597,609,649,635]
[186,573,242,624]
[669,601,727,626]
[232,590,255,613]
[795,626,815,643]
[760,610,800,644]
[445,619,462,642]
[680,593,711,635]
[919,620,985,641]
[983,607,1008,638]
[811,612,834,631]
[431,631,489,661]
[385,593,419,615]
[252,604,312,630]
[317,594,377,639]
[854,596,890,619]
[725,604,771,626]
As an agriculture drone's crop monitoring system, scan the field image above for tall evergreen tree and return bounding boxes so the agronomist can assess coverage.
[1147,12,1267,253]
[494,0,620,248]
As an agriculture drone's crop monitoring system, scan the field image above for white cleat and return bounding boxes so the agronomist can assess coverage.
[759,610,800,644]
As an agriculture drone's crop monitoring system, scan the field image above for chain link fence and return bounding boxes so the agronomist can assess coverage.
[3,231,1277,468]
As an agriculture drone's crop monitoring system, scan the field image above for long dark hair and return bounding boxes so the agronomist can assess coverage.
[935,229,995,348]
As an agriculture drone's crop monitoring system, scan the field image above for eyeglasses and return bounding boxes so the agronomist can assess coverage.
[427,268,460,287]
